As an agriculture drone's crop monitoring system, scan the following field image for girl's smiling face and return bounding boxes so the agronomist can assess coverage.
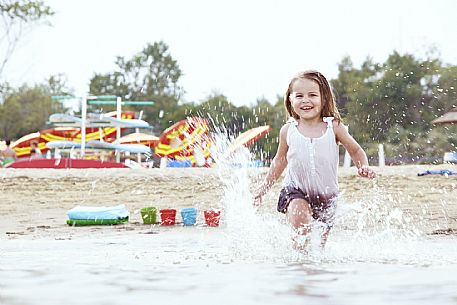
[289,78,322,122]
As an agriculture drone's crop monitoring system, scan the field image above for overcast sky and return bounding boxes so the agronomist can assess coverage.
[4,0,457,106]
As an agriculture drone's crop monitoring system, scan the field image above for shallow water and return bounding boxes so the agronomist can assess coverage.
[1,230,457,305]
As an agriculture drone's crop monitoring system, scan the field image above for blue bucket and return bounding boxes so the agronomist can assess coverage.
[180,207,197,226]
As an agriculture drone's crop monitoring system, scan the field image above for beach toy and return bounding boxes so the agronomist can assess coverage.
[204,209,221,227]
[66,204,130,226]
[67,218,128,226]
[67,204,129,220]
[140,207,157,224]
[180,207,197,226]
[160,209,177,226]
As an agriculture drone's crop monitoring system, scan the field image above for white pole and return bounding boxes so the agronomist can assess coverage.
[343,149,351,168]
[116,96,122,163]
[160,157,168,168]
[378,143,385,167]
[343,124,351,168]
[137,110,143,164]
[81,96,87,158]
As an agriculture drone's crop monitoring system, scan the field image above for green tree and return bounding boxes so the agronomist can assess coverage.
[0,93,21,138]
[191,93,286,162]
[332,55,381,143]
[242,96,285,162]
[0,83,67,140]
[333,49,457,163]
[89,41,183,133]
[193,93,239,134]
[436,65,457,112]
[46,73,74,96]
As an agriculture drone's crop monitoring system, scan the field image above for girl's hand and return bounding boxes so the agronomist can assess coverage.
[252,190,264,206]
[358,165,376,179]
[252,183,269,206]
[252,186,266,207]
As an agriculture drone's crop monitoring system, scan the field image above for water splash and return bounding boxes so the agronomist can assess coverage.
[208,126,457,266]
[323,182,455,265]
[210,130,293,262]
[334,184,423,242]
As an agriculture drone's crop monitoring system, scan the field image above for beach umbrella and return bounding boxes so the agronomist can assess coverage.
[431,109,457,124]
[155,117,211,165]
[227,125,272,154]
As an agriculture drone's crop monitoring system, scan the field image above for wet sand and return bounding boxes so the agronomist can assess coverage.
[1,164,456,240]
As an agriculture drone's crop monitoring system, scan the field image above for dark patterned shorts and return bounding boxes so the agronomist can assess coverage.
[277,186,337,227]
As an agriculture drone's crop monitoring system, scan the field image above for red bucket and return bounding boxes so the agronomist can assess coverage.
[160,209,176,226]
[204,209,221,227]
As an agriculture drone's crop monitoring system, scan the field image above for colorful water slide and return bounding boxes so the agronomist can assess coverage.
[95,116,150,128]
[86,140,151,154]
[155,117,212,165]
[227,125,272,154]
[45,139,151,154]
[117,132,159,148]
[49,113,149,128]
[45,140,82,149]
[12,111,136,158]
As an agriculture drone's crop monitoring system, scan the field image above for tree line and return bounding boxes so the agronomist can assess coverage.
[333,52,457,163]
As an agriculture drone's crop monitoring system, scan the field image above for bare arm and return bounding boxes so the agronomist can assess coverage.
[334,122,376,179]
[253,124,289,204]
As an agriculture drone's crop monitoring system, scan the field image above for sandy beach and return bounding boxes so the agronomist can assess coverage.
[1,164,456,240]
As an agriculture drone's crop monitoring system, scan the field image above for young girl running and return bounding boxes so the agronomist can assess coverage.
[253,70,375,249]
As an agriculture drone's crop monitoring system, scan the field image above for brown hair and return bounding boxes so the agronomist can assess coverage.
[284,70,341,122]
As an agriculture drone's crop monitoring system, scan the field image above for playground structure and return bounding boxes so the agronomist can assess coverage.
[154,120,272,168]
[52,95,155,162]
[5,95,273,168]
[12,110,137,158]
[7,95,156,168]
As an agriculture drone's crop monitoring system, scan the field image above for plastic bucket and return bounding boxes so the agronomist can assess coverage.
[180,207,197,226]
[204,209,221,227]
[140,207,157,224]
[160,209,176,226]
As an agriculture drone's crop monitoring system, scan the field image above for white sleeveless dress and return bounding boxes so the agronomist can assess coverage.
[277,117,339,225]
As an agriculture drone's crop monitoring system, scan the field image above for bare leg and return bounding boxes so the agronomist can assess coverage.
[320,203,336,250]
[320,227,331,249]
[286,198,313,251]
